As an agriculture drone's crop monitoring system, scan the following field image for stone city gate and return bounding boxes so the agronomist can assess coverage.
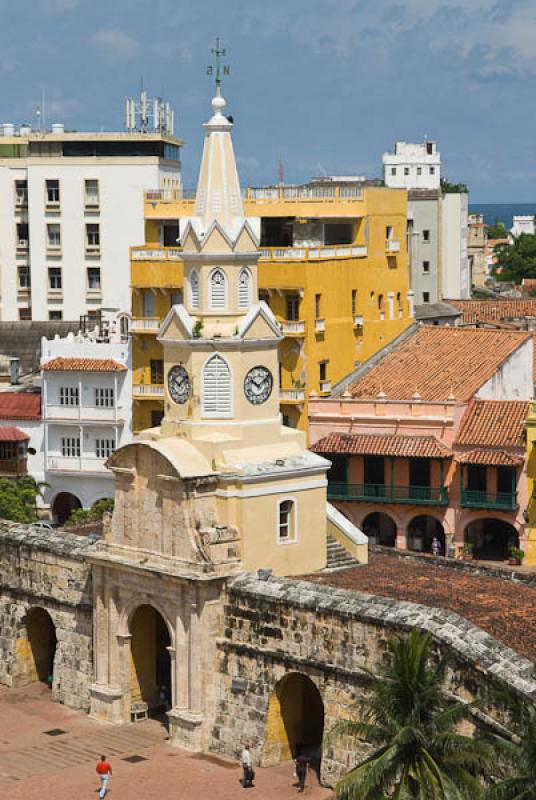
[0,523,94,709]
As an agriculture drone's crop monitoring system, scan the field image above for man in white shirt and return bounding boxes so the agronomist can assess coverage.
[241,743,253,788]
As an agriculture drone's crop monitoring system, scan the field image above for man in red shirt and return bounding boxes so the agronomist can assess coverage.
[96,755,112,798]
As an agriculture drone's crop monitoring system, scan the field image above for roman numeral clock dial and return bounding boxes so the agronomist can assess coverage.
[168,365,191,404]
[244,366,273,405]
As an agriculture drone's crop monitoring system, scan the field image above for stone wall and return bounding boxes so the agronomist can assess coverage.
[0,522,95,710]
[212,574,536,785]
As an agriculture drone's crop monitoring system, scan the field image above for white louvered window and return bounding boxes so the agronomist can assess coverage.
[189,270,200,309]
[202,354,232,417]
[209,268,227,310]
[238,268,252,309]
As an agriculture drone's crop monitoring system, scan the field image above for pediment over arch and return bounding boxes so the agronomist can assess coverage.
[157,305,194,343]
[238,302,283,341]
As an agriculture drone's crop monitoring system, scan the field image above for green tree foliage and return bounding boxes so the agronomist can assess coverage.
[327,630,493,799]
[485,704,536,800]
[66,497,114,526]
[493,234,536,282]
[441,179,469,194]
[0,477,45,523]
[486,220,508,240]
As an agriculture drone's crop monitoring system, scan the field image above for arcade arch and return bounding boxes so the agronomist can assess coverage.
[264,673,324,767]
[464,518,519,561]
[129,605,172,712]
[407,515,445,554]
[52,492,81,524]
[362,512,397,547]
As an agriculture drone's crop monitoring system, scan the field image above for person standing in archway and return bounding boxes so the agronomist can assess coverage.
[96,754,112,798]
[241,743,254,788]
[295,753,309,792]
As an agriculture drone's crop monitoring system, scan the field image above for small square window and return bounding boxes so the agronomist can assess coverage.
[404,167,410,176]
[423,261,430,273]
[86,223,100,248]
[351,289,357,316]
[319,362,327,382]
[85,179,99,206]
[315,293,321,319]
[417,167,422,176]
[48,268,62,290]
[423,230,430,242]
[430,166,435,175]
[46,179,60,204]
[49,310,63,320]
[391,167,397,176]
[47,223,61,248]
[423,292,430,303]
[87,267,101,290]
[19,308,31,320]
[18,266,31,289]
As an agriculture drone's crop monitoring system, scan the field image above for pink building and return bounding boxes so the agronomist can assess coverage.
[309,326,532,561]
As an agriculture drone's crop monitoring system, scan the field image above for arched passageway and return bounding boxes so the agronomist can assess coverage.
[130,605,171,713]
[52,492,81,524]
[407,515,445,554]
[26,607,57,685]
[264,673,324,769]
[362,512,397,547]
[465,519,519,561]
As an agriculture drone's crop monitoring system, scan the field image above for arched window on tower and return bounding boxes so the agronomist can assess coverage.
[277,498,297,543]
[238,268,252,309]
[209,268,227,310]
[202,354,232,417]
[189,269,200,309]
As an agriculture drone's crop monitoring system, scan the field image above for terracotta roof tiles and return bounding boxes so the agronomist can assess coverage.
[348,327,531,402]
[455,400,528,448]
[454,449,524,467]
[312,432,452,459]
[41,357,126,372]
[448,299,536,324]
[0,426,30,442]
[0,393,41,421]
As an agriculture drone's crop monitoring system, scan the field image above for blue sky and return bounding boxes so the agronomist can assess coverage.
[0,0,535,201]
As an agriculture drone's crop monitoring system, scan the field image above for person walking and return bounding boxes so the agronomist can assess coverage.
[241,743,253,788]
[431,536,441,557]
[295,753,309,792]
[96,754,112,799]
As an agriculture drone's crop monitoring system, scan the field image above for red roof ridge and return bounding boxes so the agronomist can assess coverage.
[41,357,126,372]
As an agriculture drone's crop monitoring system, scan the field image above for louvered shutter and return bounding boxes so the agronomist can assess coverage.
[190,270,200,309]
[210,269,227,309]
[238,268,251,309]
[202,354,232,417]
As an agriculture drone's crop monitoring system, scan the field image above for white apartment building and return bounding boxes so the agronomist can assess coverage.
[0,123,182,321]
[41,319,132,522]
[382,141,441,190]
[511,215,535,237]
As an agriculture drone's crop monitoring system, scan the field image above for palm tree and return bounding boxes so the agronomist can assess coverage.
[485,704,536,800]
[327,630,492,799]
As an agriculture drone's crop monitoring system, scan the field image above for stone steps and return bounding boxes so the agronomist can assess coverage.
[326,535,360,571]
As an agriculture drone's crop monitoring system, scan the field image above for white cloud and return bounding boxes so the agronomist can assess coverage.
[237,155,261,169]
[90,29,139,61]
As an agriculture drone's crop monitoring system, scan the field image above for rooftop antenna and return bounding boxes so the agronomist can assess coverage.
[278,154,285,185]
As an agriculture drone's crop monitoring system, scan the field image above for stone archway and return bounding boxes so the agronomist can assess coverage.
[263,673,324,768]
[25,607,57,685]
[407,515,445,553]
[129,605,172,713]
[52,492,82,524]
[362,512,397,547]
[465,518,519,561]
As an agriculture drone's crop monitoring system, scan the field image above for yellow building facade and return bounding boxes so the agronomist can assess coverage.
[131,176,413,436]
[525,401,536,566]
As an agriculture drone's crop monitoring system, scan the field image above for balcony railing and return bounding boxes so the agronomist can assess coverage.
[320,381,332,394]
[0,457,27,476]
[386,240,400,254]
[259,244,367,261]
[131,317,161,333]
[328,482,449,506]
[280,389,305,403]
[460,489,517,511]
[44,405,124,422]
[131,247,182,261]
[133,383,165,397]
[245,185,364,201]
[353,314,364,327]
[315,318,325,333]
[46,456,110,474]
[281,320,305,336]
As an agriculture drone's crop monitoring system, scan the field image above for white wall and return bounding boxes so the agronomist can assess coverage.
[0,418,44,482]
[383,141,441,190]
[477,338,533,400]
[440,193,470,300]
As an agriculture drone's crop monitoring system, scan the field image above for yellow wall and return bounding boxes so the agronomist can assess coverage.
[131,187,412,435]
[526,406,536,566]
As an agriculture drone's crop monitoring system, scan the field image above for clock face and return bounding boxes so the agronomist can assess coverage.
[167,365,191,405]
[244,366,273,405]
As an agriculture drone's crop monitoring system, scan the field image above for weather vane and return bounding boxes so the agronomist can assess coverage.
[206,37,230,91]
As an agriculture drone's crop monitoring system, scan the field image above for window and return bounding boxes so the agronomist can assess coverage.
[423,260,430,273]
[16,222,29,246]
[49,310,63,320]
[86,223,100,248]
[150,359,164,385]
[351,289,357,316]
[430,166,435,175]
[278,499,296,543]
[404,167,410,176]
[259,290,270,307]
[315,294,322,319]
[286,294,300,321]
[386,225,393,240]
[202,354,232,417]
[151,409,164,427]
[60,386,79,406]
[427,142,434,155]
[18,266,30,289]
[391,167,396,176]
[423,229,430,242]
[84,179,99,206]
[46,179,60,204]
[48,268,62,290]
[162,221,179,246]
[209,268,227,310]
[417,167,422,176]
[238,268,252,309]
[87,267,101,290]
[142,290,156,317]
[319,361,328,382]
[96,438,115,459]
[95,388,114,407]
[19,308,31,320]
[423,292,430,303]
[170,291,183,307]
[61,437,80,457]
[324,222,353,245]
[378,294,384,310]
[47,224,61,248]
[189,269,200,309]
[15,179,27,206]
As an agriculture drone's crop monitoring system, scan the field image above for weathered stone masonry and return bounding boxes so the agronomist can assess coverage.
[212,575,536,784]
[0,523,94,710]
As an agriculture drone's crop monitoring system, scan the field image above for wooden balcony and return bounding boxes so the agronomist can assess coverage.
[328,482,448,506]
[460,489,517,511]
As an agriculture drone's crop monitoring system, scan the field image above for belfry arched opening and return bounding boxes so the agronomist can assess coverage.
[263,673,324,768]
[130,605,171,713]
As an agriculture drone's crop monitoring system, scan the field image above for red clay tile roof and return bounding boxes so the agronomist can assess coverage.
[312,432,452,459]
[456,400,528,447]
[454,449,524,467]
[0,393,41,421]
[348,327,531,402]
[0,426,30,442]
[448,299,536,324]
[41,357,126,372]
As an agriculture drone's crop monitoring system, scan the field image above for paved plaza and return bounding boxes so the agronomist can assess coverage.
[0,684,332,799]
